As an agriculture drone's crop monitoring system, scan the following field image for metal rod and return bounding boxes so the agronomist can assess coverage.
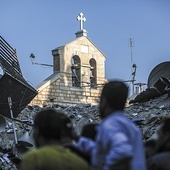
[8,97,18,145]
[11,117,33,126]
[32,62,53,67]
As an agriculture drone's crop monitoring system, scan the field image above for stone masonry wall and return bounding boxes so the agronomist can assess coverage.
[31,72,104,107]
[31,36,106,107]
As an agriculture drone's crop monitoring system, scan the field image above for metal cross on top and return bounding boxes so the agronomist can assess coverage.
[77,12,86,30]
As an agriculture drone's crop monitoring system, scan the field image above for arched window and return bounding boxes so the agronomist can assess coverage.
[71,55,81,87]
[89,58,97,87]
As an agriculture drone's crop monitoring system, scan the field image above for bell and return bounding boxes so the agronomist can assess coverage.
[18,131,34,147]
[90,71,94,78]
[0,115,6,132]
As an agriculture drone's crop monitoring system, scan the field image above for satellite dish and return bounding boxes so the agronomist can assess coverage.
[148,61,170,88]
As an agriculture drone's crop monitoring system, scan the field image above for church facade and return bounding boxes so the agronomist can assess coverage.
[31,13,106,107]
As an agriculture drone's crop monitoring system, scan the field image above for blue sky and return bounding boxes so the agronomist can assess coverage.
[1,0,170,91]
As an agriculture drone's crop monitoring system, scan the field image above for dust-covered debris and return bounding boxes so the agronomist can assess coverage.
[126,93,170,140]
[0,93,170,169]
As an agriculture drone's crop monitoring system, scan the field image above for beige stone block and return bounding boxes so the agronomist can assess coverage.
[56,90,62,93]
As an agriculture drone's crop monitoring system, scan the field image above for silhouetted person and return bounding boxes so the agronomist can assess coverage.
[20,108,89,170]
[74,123,98,164]
[81,123,97,141]
[91,80,146,170]
[64,123,98,165]
[148,118,170,170]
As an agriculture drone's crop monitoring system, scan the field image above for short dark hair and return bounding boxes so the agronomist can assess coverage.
[101,80,128,110]
[34,108,72,140]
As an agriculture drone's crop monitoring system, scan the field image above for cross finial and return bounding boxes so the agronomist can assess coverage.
[77,12,86,30]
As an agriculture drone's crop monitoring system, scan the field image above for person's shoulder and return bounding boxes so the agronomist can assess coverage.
[23,145,63,157]
[63,147,89,169]
[23,148,37,158]
[102,111,127,123]
[99,113,121,131]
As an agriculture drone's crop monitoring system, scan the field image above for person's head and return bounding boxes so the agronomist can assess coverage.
[33,108,73,147]
[81,123,97,141]
[100,80,128,118]
[156,118,170,152]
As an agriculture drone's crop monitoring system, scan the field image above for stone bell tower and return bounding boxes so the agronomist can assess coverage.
[31,13,106,107]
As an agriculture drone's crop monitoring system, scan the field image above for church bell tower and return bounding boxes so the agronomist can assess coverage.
[31,12,106,107]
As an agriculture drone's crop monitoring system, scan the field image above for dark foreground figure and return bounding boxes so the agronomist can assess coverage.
[76,80,146,170]
[147,118,170,170]
[20,108,89,170]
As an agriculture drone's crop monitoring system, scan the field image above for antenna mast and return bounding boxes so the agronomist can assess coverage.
[129,37,137,94]
[130,38,133,65]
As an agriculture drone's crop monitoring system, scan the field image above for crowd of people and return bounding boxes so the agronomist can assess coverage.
[20,80,170,170]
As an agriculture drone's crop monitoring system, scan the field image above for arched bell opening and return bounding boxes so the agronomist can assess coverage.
[89,58,97,88]
[71,55,81,87]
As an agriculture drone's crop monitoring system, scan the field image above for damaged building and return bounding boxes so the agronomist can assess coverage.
[0,12,170,169]
[0,35,37,169]
[0,36,38,118]
[30,12,106,107]
[130,61,170,104]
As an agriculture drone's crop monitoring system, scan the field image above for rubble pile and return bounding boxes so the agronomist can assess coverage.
[126,93,170,140]
[0,93,170,169]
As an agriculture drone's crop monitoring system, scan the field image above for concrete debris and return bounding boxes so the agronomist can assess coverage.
[126,93,170,140]
[0,93,170,169]
[130,76,170,104]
